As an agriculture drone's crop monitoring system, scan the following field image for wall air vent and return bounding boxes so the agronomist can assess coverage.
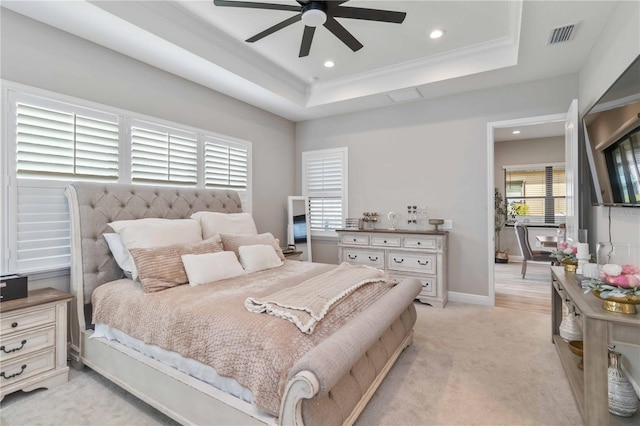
[387,88,423,103]
[548,23,578,45]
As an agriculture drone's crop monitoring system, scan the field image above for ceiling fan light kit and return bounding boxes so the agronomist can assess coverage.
[213,0,407,58]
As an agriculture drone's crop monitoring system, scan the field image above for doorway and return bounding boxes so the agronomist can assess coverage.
[487,108,576,312]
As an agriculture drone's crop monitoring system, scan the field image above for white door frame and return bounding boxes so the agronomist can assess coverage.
[486,113,567,306]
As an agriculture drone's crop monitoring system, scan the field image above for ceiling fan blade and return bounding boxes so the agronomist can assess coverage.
[299,25,316,57]
[213,0,301,12]
[246,14,302,43]
[323,16,363,52]
[332,6,406,23]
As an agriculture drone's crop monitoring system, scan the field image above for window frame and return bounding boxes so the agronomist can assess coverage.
[2,81,252,274]
[503,162,566,225]
[302,147,348,239]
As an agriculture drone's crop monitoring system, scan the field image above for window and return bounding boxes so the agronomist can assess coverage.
[504,163,566,224]
[131,120,197,185]
[3,84,251,274]
[302,148,348,237]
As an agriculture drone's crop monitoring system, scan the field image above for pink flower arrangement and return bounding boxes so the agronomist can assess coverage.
[551,242,578,263]
[599,263,640,288]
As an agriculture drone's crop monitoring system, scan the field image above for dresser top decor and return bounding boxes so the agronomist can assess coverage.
[336,229,449,236]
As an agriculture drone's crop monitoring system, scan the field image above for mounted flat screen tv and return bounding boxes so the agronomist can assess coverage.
[584,55,640,206]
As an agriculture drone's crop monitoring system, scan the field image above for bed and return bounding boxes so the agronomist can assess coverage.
[65,182,421,425]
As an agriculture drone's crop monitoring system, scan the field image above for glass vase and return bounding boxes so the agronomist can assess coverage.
[608,349,639,417]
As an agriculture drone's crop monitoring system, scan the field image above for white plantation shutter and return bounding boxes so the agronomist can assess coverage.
[131,122,197,184]
[16,103,119,179]
[204,138,248,190]
[8,93,120,273]
[14,181,70,272]
[303,148,348,235]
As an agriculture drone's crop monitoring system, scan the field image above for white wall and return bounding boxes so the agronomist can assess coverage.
[296,75,578,299]
[494,136,565,257]
[1,10,296,292]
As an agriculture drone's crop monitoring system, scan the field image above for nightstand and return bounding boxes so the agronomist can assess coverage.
[283,250,303,261]
[0,288,72,401]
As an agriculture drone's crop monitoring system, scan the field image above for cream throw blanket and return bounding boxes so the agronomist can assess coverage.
[245,262,387,334]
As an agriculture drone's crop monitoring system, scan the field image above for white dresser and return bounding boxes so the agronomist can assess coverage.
[337,229,448,308]
[0,288,72,401]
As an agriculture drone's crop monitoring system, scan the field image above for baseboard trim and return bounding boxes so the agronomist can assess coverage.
[448,292,493,306]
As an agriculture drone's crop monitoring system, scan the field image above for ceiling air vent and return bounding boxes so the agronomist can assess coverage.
[548,23,578,45]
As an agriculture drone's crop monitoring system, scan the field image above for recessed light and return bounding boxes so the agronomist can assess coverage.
[324,60,335,68]
[430,29,445,39]
[512,130,521,134]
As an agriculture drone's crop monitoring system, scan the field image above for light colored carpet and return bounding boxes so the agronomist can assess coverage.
[0,302,582,426]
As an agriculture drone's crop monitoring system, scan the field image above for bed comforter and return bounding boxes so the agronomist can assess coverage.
[91,260,395,415]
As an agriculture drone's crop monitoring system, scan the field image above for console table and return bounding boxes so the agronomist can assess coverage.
[551,266,639,425]
[337,229,448,307]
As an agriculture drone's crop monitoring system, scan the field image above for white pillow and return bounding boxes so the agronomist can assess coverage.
[191,212,258,240]
[108,218,203,280]
[103,233,134,279]
[182,251,244,286]
[238,244,283,273]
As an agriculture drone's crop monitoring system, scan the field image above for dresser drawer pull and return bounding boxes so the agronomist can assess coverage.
[417,260,429,266]
[11,322,18,328]
[416,242,421,245]
[352,238,357,242]
[368,256,378,261]
[348,254,358,260]
[393,258,404,264]
[1,364,27,380]
[383,240,387,243]
[1,340,27,354]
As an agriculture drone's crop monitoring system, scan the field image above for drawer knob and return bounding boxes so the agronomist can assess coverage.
[353,238,357,242]
[348,254,358,260]
[417,242,421,245]
[11,322,18,328]
[383,240,387,243]
[418,260,429,266]
[368,256,378,261]
[1,364,27,380]
[0,340,27,354]
[393,258,404,264]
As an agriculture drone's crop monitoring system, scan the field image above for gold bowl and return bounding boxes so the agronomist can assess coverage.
[561,259,578,272]
[592,290,640,314]
[568,340,584,370]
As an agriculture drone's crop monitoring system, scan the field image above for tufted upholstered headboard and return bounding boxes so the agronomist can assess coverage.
[65,182,243,339]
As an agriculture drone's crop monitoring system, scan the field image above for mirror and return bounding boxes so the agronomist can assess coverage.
[584,55,640,206]
[287,196,312,261]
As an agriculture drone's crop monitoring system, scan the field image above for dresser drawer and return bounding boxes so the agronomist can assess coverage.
[387,251,436,274]
[342,249,384,268]
[1,307,56,336]
[340,233,370,246]
[371,235,401,248]
[403,236,437,250]
[0,326,55,363]
[392,274,436,297]
[0,349,55,387]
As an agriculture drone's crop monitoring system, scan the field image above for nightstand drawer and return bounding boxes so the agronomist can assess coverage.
[371,236,401,247]
[1,307,56,336]
[387,251,436,274]
[0,349,55,386]
[403,236,437,250]
[392,274,436,297]
[342,249,384,268]
[340,233,370,246]
[0,326,55,363]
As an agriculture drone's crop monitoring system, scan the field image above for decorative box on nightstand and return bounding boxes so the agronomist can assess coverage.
[0,288,72,401]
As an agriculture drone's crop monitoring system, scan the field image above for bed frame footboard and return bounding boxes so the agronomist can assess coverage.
[281,278,421,426]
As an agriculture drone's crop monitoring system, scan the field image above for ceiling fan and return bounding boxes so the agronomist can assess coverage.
[213,0,407,57]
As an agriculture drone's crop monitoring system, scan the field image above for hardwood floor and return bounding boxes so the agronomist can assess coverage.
[494,261,553,315]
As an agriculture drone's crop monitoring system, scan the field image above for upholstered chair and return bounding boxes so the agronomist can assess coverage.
[514,222,553,279]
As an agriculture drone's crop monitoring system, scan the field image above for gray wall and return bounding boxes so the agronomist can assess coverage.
[494,136,565,257]
[1,10,295,291]
[296,75,578,299]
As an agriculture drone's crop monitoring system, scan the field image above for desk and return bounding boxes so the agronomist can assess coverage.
[536,235,558,248]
